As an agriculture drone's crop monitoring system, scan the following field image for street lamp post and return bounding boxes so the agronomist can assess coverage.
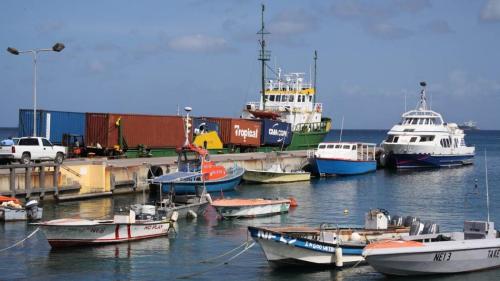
[7,43,65,137]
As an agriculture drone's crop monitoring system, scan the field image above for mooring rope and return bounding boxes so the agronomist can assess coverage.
[199,241,250,264]
[0,227,40,253]
[177,242,256,279]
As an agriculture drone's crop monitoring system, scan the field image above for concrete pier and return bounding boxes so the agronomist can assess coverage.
[0,151,308,201]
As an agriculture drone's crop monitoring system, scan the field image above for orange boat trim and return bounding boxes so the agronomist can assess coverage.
[365,240,424,250]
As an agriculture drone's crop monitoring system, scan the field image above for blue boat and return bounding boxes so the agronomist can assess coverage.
[153,144,244,194]
[311,142,377,175]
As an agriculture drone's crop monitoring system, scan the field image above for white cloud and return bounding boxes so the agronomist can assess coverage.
[480,0,500,22]
[269,9,318,35]
[366,22,413,39]
[167,34,229,53]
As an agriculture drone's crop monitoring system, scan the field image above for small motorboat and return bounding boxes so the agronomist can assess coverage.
[363,220,500,276]
[36,207,176,248]
[249,209,431,267]
[153,144,244,194]
[211,198,293,219]
[0,197,43,222]
[243,163,310,183]
[310,142,377,176]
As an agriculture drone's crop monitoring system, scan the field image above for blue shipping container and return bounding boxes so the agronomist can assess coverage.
[18,109,86,144]
[193,118,220,136]
[260,119,292,146]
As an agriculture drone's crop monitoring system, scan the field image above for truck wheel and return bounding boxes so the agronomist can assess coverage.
[20,153,31,164]
[55,153,64,164]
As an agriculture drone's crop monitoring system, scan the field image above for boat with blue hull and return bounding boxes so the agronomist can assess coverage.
[381,82,475,169]
[309,142,377,175]
[249,209,413,267]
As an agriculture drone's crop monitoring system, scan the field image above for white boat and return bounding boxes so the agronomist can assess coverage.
[211,198,292,219]
[381,82,475,169]
[37,208,174,248]
[243,163,310,183]
[249,209,420,267]
[310,142,377,175]
[0,199,43,221]
[363,221,500,275]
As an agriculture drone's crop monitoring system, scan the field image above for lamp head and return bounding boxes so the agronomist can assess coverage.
[7,47,19,55]
[52,43,65,52]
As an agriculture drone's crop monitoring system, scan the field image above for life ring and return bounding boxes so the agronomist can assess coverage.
[315,104,321,112]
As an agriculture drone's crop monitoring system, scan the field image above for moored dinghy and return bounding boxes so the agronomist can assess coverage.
[249,209,427,267]
[211,198,294,219]
[37,208,176,248]
[243,163,310,183]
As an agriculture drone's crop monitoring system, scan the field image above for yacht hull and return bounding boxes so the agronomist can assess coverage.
[388,153,474,169]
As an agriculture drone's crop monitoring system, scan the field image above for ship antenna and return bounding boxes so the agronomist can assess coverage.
[485,150,490,222]
[339,116,344,142]
[313,50,318,104]
[257,4,270,110]
[183,106,192,147]
[418,81,428,110]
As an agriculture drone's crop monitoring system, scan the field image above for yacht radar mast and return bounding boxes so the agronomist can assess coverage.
[417,81,428,111]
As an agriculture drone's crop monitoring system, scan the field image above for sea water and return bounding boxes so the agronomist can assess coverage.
[1,130,499,280]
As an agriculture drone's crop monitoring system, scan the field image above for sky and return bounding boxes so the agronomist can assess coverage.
[1,0,500,129]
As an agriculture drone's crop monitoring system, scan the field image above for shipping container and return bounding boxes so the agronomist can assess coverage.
[86,113,189,149]
[259,119,292,146]
[207,117,261,147]
[18,109,86,144]
[192,118,220,136]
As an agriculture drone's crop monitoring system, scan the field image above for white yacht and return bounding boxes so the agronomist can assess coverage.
[381,82,475,169]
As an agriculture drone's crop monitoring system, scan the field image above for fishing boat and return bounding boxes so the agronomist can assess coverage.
[381,82,475,169]
[364,152,499,276]
[249,209,431,267]
[240,4,331,151]
[37,208,175,248]
[363,221,500,276]
[458,120,478,130]
[211,198,292,219]
[243,163,310,183]
[152,107,244,194]
[0,197,42,221]
[310,142,377,176]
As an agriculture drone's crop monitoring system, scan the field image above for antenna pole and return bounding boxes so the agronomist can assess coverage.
[257,4,270,111]
[485,150,490,222]
[339,116,344,142]
[313,50,318,104]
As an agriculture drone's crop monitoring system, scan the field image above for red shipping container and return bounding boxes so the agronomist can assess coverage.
[86,113,190,149]
[206,117,261,147]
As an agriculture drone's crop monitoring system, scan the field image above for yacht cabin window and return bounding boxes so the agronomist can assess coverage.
[410,137,418,142]
[319,145,326,149]
[343,145,350,149]
[393,136,399,143]
[334,145,341,148]
[327,144,334,149]
[352,146,357,150]
[411,119,418,125]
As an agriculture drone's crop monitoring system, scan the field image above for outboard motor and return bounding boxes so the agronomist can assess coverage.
[25,200,41,220]
[422,221,440,234]
[409,221,425,236]
[390,215,403,227]
[404,216,419,227]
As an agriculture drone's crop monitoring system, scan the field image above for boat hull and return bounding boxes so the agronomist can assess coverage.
[388,153,474,169]
[248,226,364,267]
[214,202,290,218]
[365,242,500,276]
[39,220,171,248]
[243,170,310,183]
[161,167,244,194]
[163,201,209,219]
[315,158,376,175]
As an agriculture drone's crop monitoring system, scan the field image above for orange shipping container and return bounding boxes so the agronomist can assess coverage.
[206,117,261,147]
[86,113,190,149]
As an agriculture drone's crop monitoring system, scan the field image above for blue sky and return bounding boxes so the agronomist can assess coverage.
[1,0,499,129]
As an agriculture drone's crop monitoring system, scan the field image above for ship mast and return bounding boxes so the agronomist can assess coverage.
[257,4,270,110]
[313,50,318,104]
[418,81,428,110]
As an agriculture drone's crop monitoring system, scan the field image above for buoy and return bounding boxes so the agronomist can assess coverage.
[343,209,349,215]
[170,211,179,222]
[187,210,198,219]
[288,197,298,207]
[335,247,343,267]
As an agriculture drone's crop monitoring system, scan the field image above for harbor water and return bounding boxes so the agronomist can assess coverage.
[1,130,499,281]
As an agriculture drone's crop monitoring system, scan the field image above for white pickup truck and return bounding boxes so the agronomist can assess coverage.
[0,137,66,164]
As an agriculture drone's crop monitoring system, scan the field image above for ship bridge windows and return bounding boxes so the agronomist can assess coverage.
[334,144,341,148]
[282,95,288,102]
[410,137,418,142]
[276,95,281,102]
[319,144,326,149]
[269,95,275,102]
[289,95,294,102]
[327,144,334,149]
[343,145,350,149]
[419,135,435,142]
